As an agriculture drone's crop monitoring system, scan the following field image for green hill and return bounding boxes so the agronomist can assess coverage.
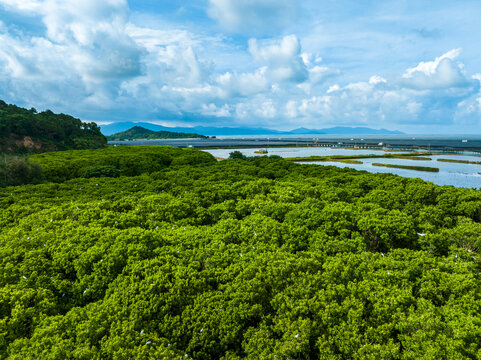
[0,100,106,153]
[107,125,209,141]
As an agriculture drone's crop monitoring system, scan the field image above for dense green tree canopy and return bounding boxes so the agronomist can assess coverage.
[30,146,216,183]
[1,148,481,359]
[0,100,106,153]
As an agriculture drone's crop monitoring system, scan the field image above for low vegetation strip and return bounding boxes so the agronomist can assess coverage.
[437,158,481,165]
[372,163,440,172]
[393,155,432,160]
[331,159,363,164]
[288,152,430,162]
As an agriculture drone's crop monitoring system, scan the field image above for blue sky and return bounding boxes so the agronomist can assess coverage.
[0,0,480,133]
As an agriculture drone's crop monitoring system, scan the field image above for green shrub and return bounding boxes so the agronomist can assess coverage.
[82,166,120,178]
[0,158,43,187]
[228,151,247,160]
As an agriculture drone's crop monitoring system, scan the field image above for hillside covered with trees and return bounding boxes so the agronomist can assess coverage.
[1,146,481,359]
[0,100,106,153]
[107,126,209,141]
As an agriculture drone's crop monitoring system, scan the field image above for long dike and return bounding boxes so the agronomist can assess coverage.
[109,137,481,154]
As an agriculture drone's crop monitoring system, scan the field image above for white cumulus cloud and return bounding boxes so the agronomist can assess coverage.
[0,0,41,13]
[402,49,470,89]
[0,0,142,111]
[207,0,298,34]
[248,35,308,83]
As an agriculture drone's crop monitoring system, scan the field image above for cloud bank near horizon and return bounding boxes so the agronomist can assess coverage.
[0,0,480,133]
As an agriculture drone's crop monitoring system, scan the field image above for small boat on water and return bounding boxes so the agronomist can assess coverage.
[254,149,268,154]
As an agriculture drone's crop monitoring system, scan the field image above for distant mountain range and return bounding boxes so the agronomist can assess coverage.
[100,122,403,136]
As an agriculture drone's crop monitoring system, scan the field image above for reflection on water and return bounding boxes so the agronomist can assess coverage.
[203,148,481,189]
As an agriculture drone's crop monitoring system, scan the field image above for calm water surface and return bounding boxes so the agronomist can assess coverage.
[203,147,481,189]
